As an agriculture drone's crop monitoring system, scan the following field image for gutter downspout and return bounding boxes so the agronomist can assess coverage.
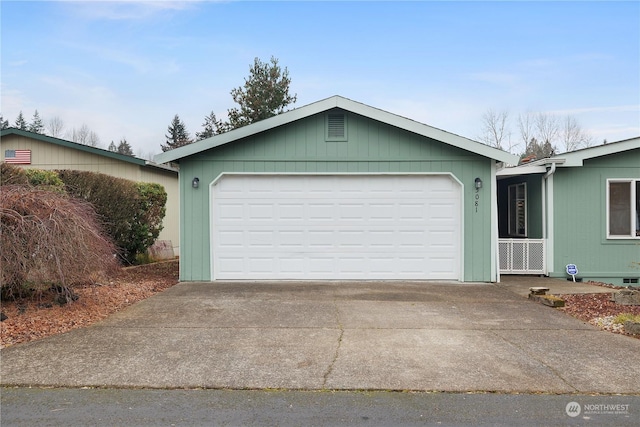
[542,162,557,275]
[491,161,499,282]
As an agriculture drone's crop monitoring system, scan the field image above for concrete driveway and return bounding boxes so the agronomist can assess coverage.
[1,280,639,393]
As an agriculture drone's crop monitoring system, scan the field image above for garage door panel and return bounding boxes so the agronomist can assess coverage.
[212,175,461,280]
[279,230,305,248]
[280,257,305,274]
[246,230,275,248]
[279,203,305,220]
[308,256,334,274]
[308,203,334,220]
[217,230,244,248]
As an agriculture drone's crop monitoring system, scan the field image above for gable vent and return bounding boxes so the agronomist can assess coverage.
[327,114,346,139]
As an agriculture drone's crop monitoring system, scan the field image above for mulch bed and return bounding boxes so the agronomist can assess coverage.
[557,291,640,338]
[0,260,179,348]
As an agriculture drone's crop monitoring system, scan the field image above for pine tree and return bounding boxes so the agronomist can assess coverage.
[28,110,45,134]
[14,111,28,130]
[0,114,9,130]
[161,114,192,152]
[108,141,117,152]
[520,137,555,163]
[195,111,229,140]
[227,56,297,130]
[117,138,134,156]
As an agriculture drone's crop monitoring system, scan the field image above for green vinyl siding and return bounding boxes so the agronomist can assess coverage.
[550,150,640,285]
[178,110,495,282]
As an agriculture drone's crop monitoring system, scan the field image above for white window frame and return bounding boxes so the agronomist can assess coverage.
[508,182,527,237]
[606,179,639,239]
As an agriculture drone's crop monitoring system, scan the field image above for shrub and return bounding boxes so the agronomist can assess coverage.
[0,163,29,186]
[24,168,65,192]
[0,185,119,301]
[57,170,167,264]
[131,182,167,259]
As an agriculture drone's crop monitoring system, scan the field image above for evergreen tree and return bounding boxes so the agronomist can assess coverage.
[227,56,297,129]
[14,111,28,130]
[117,138,134,156]
[161,114,192,152]
[195,111,229,140]
[520,137,555,163]
[0,114,9,130]
[108,141,117,152]
[28,110,45,134]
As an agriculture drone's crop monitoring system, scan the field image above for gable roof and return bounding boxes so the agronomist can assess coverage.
[1,128,177,173]
[550,137,639,167]
[154,95,519,165]
[497,136,640,176]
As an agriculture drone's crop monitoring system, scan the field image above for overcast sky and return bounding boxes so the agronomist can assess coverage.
[2,0,639,158]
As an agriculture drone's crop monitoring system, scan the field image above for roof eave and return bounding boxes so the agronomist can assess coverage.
[144,160,179,173]
[154,97,341,164]
[1,128,148,166]
[497,158,566,177]
[154,96,520,165]
[553,137,640,167]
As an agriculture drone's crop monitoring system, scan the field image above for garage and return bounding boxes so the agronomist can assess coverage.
[211,174,462,280]
[155,96,520,282]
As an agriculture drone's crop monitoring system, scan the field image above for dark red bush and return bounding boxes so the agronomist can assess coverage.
[0,185,119,300]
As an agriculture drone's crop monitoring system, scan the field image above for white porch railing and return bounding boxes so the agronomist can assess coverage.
[499,238,546,275]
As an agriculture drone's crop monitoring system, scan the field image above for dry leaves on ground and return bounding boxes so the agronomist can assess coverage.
[0,260,179,348]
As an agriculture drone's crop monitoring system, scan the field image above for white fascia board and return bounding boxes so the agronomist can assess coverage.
[553,137,639,167]
[334,97,520,165]
[497,158,566,177]
[144,160,179,173]
[154,97,340,164]
[154,95,521,165]
[496,166,548,177]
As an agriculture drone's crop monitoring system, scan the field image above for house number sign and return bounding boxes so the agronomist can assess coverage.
[475,188,480,213]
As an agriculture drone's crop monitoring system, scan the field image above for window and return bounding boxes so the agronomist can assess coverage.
[508,183,527,237]
[607,179,639,238]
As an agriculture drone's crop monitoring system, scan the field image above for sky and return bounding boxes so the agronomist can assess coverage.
[2,0,639,159]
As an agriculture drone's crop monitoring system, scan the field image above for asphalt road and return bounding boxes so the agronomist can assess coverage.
[2,387,638,426]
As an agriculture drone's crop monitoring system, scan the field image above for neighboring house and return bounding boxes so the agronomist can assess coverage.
[1,128,180,257]
[497,138,640,286]
[155,95,518,282]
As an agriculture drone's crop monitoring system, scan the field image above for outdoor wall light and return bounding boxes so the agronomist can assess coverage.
[192,177,200,189]
[475,177,483,189]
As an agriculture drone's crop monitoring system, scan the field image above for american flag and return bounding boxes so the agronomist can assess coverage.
[4,149,31,164]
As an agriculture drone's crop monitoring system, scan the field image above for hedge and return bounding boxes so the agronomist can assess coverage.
[57,170,167,264]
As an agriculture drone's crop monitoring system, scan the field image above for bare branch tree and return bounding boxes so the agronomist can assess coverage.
[136,149,156,161]
[481,108,595,159]
[560,115,592,152]
[47,116,65,137]
[68,124,101,147]
[478,109,511,151]
[87,130,101,147]
[517,112,535,152]
[535,112,560,147]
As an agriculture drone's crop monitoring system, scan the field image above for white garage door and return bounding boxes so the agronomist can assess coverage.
[211,174,461,280]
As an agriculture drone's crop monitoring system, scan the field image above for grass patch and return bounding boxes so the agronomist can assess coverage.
[613,313,640,324]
